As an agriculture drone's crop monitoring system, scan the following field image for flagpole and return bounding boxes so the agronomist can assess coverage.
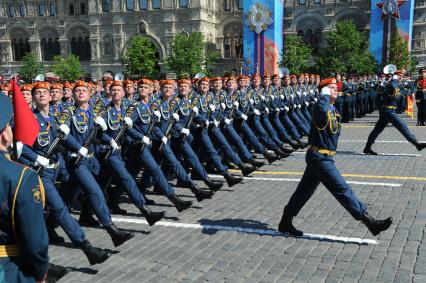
[11,78,17,161]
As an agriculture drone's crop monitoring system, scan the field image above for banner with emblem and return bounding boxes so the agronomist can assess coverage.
[243,0,283,76]
[369,0,415,65]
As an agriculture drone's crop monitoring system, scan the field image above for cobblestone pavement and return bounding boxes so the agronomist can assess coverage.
[49,112,426,283]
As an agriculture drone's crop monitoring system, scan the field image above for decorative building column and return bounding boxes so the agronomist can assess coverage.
[58,38,69,56]
[29,39,41,61]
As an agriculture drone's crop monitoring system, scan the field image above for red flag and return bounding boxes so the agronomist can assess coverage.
[11,79,40,146]
[406,95,414,119]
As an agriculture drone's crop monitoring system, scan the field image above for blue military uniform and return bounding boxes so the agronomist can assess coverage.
[0,94,49,282]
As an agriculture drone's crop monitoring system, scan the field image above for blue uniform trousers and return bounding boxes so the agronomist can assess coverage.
[260,116,284,147]
[171,135,209,181]
[289,110,310,135]
[65,157,112,226]
[209,127,243,166]
[269,113,293,143]
[366,108,418,149]
[106,151,146,208]
[300,106,312,122]
[0,258,40,283]
[236,121,266,154]
[284,151,367,220]
[42,168,85,244]
[191,129,228,174]
[279,112,302,140]
[248,117,278,151]
[221,124,254,162]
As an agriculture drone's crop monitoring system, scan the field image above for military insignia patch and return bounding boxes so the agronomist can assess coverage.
[32,187,41,203]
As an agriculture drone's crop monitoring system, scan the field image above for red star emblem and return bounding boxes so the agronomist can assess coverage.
[376,0,407,20]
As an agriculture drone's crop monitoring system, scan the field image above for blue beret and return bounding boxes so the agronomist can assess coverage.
[0,94,13,132]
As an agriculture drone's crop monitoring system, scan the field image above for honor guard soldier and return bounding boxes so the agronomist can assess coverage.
[415,68,426,126]
[0,93,49,282]
[363,70,426,155]
[21,84,33,109]
[62,82,75,108]
[277,78,393,237]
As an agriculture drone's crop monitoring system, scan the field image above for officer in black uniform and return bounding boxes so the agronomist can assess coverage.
[0,93,49,282]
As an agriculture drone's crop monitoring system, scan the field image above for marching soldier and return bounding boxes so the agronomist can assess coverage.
[0,93,49,282]
[364,70,426,155]
[415,68,426,126]
[277,78,392,237]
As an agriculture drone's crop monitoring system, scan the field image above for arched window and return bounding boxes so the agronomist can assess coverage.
[103,33,114,56]
[11,29,31,61]
[68,26,91,61]
[40,28,61,61]
[223,23,243,58]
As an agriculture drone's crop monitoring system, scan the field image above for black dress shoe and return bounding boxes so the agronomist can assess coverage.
[78,240,110,265]
[361,213,392,236]
[79,213,100,227]
[264,150,279,164]
[363,147,378,155]
[140,205,166,226]
[204,179,224,191]
[47,227,65,244]
[168,194,192,212]
[191,185,214,202]
[144,196,156,205]
[288,140,301,150]
[277,215,303,236]
[223,172,243,187]
[108,203,128,215]
[105,223,134,247]
[275,148,290,159]
[239,163,256,176]
[281,145,294,154]
[415,142,426,151]
[249,159,264,168]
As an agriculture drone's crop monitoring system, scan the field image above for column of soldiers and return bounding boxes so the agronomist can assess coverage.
[0,69,424,281]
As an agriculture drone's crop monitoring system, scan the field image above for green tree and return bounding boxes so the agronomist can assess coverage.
[280,34,312,74]
[18,53,44,82]
[387,33,411,70]
[121,35,160,79]
[205,42,221,77]
[166,32,217,77]
[316,20,377,75]
[50,54,84,81]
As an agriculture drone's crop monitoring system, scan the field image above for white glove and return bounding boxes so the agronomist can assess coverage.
[213,119,220,127]
[205,120,210,127]
[58,124,70,139]
[260,95,265,101]
[94,116,107,131]
[265,107,269,114]
[249,99,254,105]
[161,136,168,144]
[35,155,50,168]
[297,104,301,108]
[78,147,89,158]
[141,136,150,145]
[181,128,190,136]
[275,108,280,113]
[16,141,23,159]
[224,118,231,125]
[310,90,314,94]
[109,139,119,151]
[280,95,284,99]
[172,113,180,122]
[305,101,309,107]
[271,95,275,99]
[314,98,318,102]
[153,110,161,119]
[192,106,199,116]
[254,109,261,116]
[297,91,301,96]
[290,94,294,98]
[321,87,331,96]
[233,101,239,108]
[285,106,289,112]
[302,92,307,96]
[241,114,248,121]
[221,103,226,110]
[124,117,133,129]
[209,104,216,112]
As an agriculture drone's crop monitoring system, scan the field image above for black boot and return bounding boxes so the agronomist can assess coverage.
[239,163,256,176]
[363,147,378,155]
[223,172,243,187]
[77,239,110,265]
[297,140,308,149]
[108,202,128,215]
[415,142,426,151]
[281,145,294,154]
[168,194,192,212]
[361,213,392,236]
[190,185,214,202]
[249,159,264,168]
[275,148,290,159]
[78,212,100,227]
[264,150,279,164]
[47,224,65,244]
[204,179,224,191]
[105,223,134,247]
[288,140,301,150]
[140,205,166,226]
[277,215,303,236]
[143,195,156,205]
